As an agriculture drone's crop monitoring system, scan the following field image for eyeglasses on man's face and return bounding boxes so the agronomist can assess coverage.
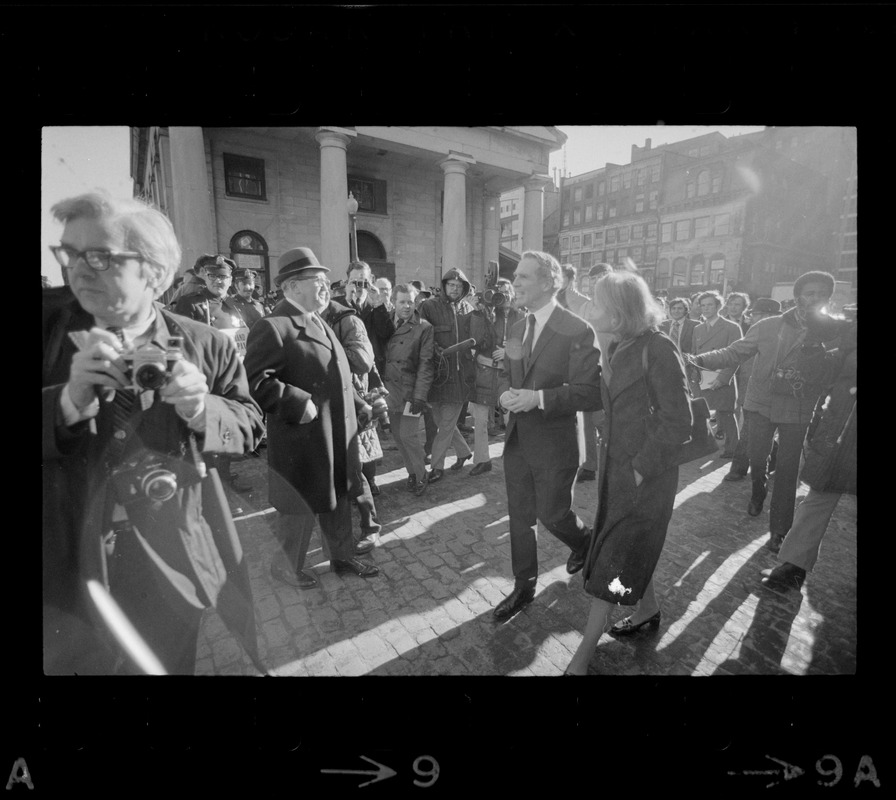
[49,244,145,271]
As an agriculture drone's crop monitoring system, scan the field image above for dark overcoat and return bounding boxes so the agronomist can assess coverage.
[468,306,525,406]
[800,322,857,495]
[243,298,364,515]
[693,315,742,412]
[583,330,692,605]
[382,312,435,409]
[42,290,265,673]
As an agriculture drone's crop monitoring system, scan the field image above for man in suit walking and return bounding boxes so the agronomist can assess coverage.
[692,291,743,458]
[659,297,698,354]
[493,251,603,622]
[244,248,379,590]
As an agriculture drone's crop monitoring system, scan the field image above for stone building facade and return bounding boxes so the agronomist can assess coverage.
[131,126,565,295]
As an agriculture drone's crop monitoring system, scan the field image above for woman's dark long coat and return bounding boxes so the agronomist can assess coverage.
[583,330,692,605]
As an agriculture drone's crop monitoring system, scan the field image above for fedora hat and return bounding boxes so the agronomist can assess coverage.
[275,247,330,286]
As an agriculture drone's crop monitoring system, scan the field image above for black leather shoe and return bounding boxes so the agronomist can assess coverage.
[450,455,471,471]
[229,473,253,493]
[427,468,444,484]
[406,474,417,491]
[576,469,596,483]
[413,479,428,496]
[748,490,767,516]
[724,471,746,482]
[760,562,806,593]
[270,562,318,589]
[720,452,736,459]
[469,461,492,476]
[767,532,784,553]
[566,532,591,575]
[608,610,661,637]
[493,586,536,622]
[332,558,379,578]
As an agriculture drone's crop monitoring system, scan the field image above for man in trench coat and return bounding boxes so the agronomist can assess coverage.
[244,247,379,590]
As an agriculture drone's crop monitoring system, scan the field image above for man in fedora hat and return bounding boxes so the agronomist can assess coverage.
[244,247,379,589]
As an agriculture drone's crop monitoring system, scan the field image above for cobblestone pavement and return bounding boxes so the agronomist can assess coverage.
[196,425,857,677]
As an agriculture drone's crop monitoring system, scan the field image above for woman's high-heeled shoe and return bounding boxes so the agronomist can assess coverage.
[608,610,661,637]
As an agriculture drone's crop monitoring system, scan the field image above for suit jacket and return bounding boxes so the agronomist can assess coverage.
[502,304,602,469]
[42,291,264,673]
[659,317,698,355]
[244,298,365,514]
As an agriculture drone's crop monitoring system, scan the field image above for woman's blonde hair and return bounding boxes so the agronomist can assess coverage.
[593,262,665,340]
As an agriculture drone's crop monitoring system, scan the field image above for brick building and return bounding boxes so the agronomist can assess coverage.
[130,126,565,294]
[556,128,851,300]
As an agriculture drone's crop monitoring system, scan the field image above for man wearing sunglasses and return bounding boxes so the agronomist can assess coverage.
[42,191,265,675]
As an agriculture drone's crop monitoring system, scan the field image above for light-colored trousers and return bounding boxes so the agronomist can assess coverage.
[778,488,844,572]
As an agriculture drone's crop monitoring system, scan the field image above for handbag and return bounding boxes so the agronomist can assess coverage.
[642,334,718,466]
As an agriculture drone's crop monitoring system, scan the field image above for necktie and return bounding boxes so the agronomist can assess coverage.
[672,321,681,347]
[523,315,536,370]
[106,327,136,446]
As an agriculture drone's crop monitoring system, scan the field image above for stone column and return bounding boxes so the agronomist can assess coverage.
[483,189,501,282]
[522,174,552,252]
[439,156,472,277]
[315,127,357,272]
[168,127,216,274]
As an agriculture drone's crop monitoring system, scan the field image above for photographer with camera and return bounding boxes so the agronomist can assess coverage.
[43,191,265,674]
[688,271,840,553]
[468,275,524,475]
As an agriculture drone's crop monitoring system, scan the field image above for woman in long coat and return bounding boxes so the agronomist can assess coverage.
[565,267,692,675]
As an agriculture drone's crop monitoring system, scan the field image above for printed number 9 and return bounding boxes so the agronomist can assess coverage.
[816,754,843,787]
[413,755,439,788]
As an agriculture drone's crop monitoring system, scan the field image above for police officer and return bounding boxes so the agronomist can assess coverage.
[173,255,248,330]
[231,268,267,329]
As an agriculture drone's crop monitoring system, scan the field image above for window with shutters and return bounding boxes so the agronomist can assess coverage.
[223,153,266,200]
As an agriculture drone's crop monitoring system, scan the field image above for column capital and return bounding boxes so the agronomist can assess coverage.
[439,154,474,175]
[523,173,552,192]
[315,127,357,149]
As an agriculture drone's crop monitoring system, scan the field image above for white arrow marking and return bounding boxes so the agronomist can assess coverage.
[321,755,397,788]
[727,755,805,788]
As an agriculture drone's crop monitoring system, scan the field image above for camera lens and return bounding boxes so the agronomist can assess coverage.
[141,469,178,502]
[134,363,167,391]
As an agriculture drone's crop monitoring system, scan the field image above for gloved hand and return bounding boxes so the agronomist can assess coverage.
[409,399,427,416]
[357,403,374,429]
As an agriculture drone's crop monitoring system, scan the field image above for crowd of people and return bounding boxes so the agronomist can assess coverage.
[42,189,856,675]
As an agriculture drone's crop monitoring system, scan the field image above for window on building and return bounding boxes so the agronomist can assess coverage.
[647,222,657,238]
[511,201,517,213]
[594,231,604,245]
[645,244,658,262]
[657,257,671,286]
[594,250,604,263]
[649,190,658,210]
[637,168,646,187]
[623,171,632,189]
[697,170,710,197]
[582,233,592,248]
[699,145,712,157]
[635,194,645,213]
[695,216,711,238]
[661,222,672,243]
[596,203,605,220]
[690,255,706,285]
[714,213,731,236]
[686,181,696,199]
[571,235,580,250]
[585,205,593,222]
[651,164,660,182]
[598,181,605,196]
[630,246,643,262]
[561,236,570,251]
[501,222,512,238]
[585,184,594,200]
[223,153,266,200]
[607,228,617,244]
[675,219,690,241]
[581,251,592,269]
[709,255,726,284]
[610,175,621,192]
[563,211,570,226]
[563,188,571,204]
[617,248,628,260]
[711,173,722,194]
[632,224,644,240]
[688,148,700,157]
[608,203,617,218]
[571,254,581,269]
[619,226,630,243]
[574,208,582,225]
[230,230,271,293]
[574,186,583,203]
[348,175,388,214]
[672,257,689,286]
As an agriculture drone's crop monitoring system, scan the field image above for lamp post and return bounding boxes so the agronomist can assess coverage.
[347,191,359,263]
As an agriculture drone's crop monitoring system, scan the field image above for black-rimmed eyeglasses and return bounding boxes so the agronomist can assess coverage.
[49,244,145,271]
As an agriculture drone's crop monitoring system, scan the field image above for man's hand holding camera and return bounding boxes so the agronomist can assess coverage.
[160,359,208,422]
[346,279,369,307]
[66,328,130,415]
